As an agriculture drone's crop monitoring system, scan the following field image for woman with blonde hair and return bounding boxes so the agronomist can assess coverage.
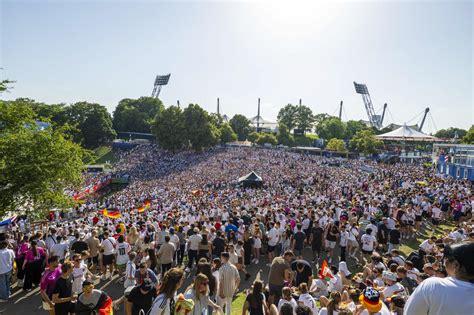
[149,267,184,315]
[127,226,139,247]
[184,273,221,315]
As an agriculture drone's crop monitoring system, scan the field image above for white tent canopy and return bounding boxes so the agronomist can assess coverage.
[376,124,437,142]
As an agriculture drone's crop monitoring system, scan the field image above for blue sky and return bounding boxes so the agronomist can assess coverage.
[1,0,472,132]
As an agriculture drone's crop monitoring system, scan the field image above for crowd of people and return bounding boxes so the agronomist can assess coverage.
[0,145,473,315]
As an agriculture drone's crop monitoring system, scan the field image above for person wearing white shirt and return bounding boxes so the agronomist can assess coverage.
[266,224,280,265]
[0,240,15,301]
[298,283,318,315]
[339,225,349,262]
[405,242,474,315]
[101,231,117,280]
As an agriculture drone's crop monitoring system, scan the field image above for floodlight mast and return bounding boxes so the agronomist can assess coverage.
[353,82,382,129]
[339,101,343,120]
[151,74,171,98]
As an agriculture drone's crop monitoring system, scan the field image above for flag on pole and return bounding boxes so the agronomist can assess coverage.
[136,206,145,213]
[319,259,333,280]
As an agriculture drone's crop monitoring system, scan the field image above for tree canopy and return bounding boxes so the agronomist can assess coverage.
[183,104,220,151]
[151,106,187,152]
[349,129,383,154]
[219,123,238,144]
[326,138,347,152]
[277,104,298,131]
[230,114,251,141]
[0,101,87,218]
[113,97,164,133]
[461,125,474,144]
[434,127,467,139]
[317,117,346,140]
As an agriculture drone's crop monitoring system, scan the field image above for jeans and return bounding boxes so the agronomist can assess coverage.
[188,250,198,268]
[0,271,11,300]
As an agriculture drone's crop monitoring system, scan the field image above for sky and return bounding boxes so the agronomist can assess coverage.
[1,0,473,133]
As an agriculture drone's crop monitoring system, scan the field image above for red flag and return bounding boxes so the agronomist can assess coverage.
[319,259,333,280]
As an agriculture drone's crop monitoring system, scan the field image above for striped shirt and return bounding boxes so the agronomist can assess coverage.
[219,262,240,297]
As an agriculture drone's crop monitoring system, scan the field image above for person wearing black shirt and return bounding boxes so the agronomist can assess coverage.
[291,259,313,287]
[71,233,89,255]
[52,262,76,315]
[127,279,157,315]
[310,221,324,263]
[292,224,306,259]
[388,224,401,251]
[325,221,339,264]
[212,231,226,259]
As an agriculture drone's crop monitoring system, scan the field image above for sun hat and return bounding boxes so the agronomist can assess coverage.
[359,287,383,313]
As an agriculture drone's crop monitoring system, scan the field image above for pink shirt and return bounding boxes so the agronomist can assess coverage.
[25,247,45,262]
[16,242,29,259]
[40,265,62,299]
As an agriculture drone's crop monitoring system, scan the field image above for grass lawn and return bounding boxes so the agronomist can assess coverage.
[94,146,117,165]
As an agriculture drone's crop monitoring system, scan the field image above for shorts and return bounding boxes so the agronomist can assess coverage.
[415,215,422,222]
[431,218,440,226]
[361,249,373,255]
[349,240,359,247]
[269,284,284,297]
[312,243,322,252]
[267,245,276,253]
[103,254,115,266]
[88,255,99,265]
[326,241,336,249]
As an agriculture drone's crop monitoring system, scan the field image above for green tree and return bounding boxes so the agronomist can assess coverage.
[248,131,259,143]
[314,113,335,128]
[183,104,220,151]
[317,117,346,140]
[151,106,187,152]
[326,138,347,152]
[0,101,86,218]
[277,104,298,131]
[434,127,467,139]
[345,120,369,139]
[113,97,164,133]
[256,133,278,146]
[63,102,116,148]
[461,125,474,144]
[219,123,237,144]
[277,124,294,146]
[230,114,251,141]
[296,105,315,133]
[349,129,383,154]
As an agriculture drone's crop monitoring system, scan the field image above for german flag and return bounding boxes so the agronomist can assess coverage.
[136,206,145,213]
[143,200,151,209]
[101,208,121,219]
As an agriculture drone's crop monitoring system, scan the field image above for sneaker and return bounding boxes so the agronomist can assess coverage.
[101,275,108,280]
[185,267,190,273]
[255,260,259,264]
[328,258,332,263]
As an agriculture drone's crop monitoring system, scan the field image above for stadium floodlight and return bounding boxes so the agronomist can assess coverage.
[151,74,171,98]
[354,82,369,95]
[353,81,381,129]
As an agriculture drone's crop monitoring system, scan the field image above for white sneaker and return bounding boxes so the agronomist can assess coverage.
[185,267,190,273]
[101,275,107,280]
[255,260,259,264]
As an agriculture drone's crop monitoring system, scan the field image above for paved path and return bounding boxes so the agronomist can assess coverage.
[1,247,348,314]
